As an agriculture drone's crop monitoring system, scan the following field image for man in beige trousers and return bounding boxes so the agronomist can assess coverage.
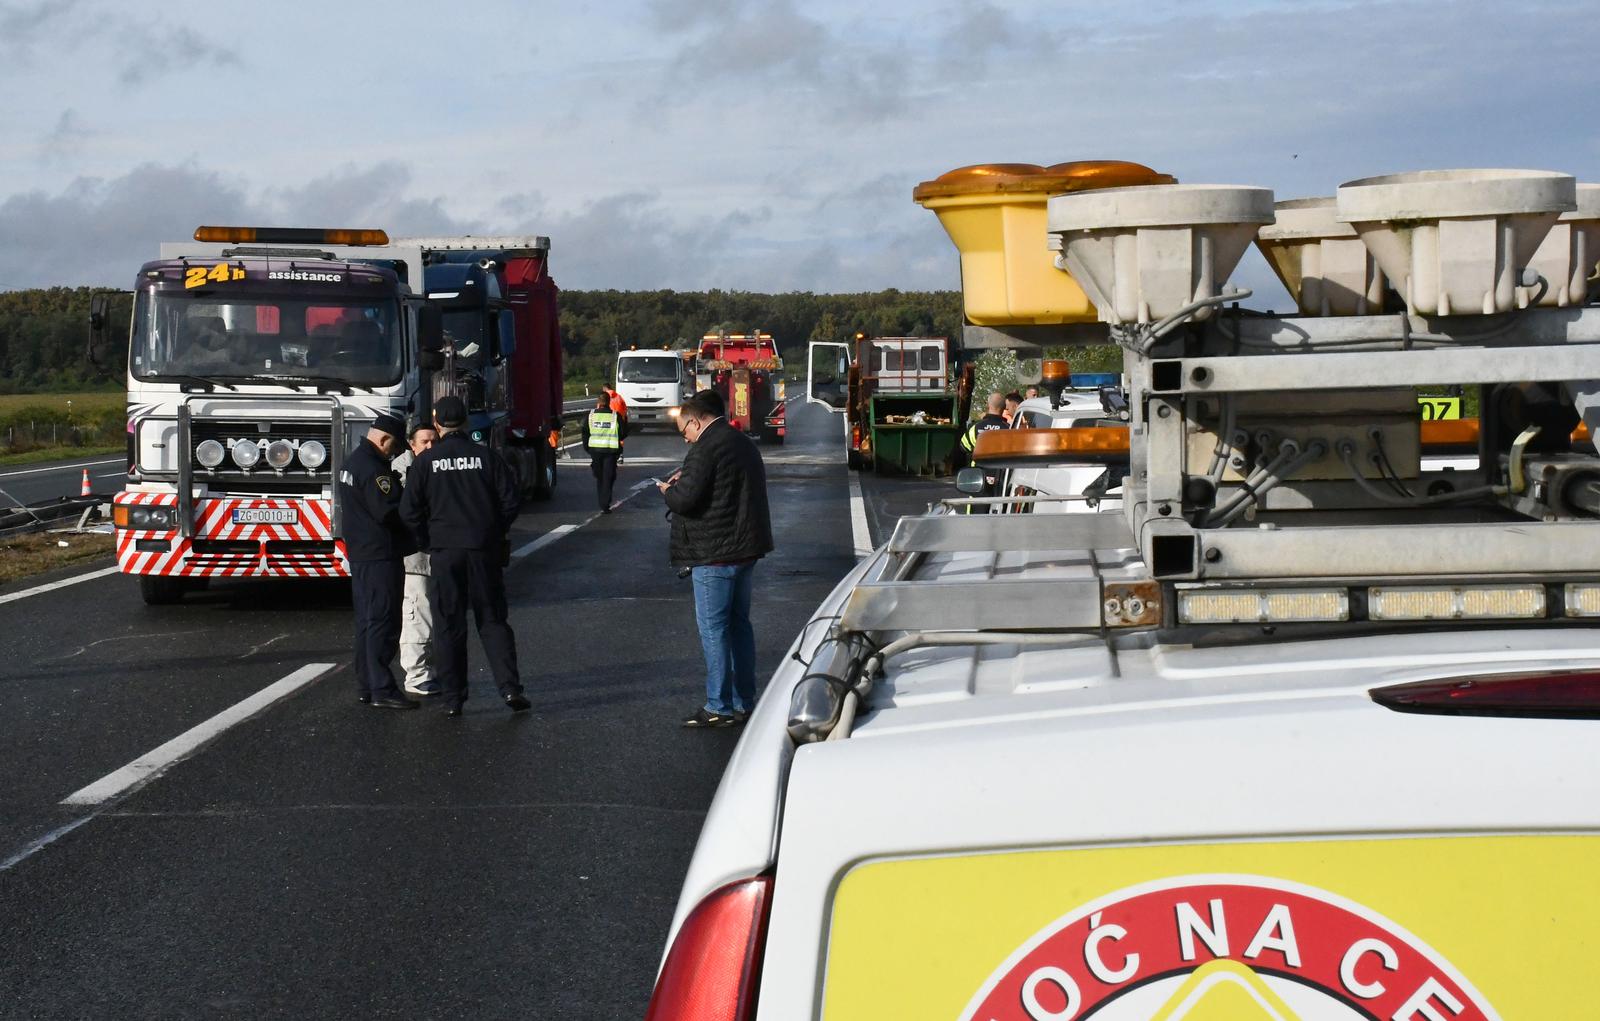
[392,421,442,697]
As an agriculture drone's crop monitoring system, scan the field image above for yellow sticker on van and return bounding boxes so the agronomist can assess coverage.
[821,834,1600,1019]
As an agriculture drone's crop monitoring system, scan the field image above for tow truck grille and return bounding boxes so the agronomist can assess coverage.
[189,420,336,489]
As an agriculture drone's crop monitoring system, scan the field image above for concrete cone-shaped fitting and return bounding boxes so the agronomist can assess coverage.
[1047,185,1275,325]
[1335,169,1575,316]
[1255,197,1386,316]
[1521,183,1600,308]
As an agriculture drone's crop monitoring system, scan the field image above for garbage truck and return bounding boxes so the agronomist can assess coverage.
[806,334,969,474]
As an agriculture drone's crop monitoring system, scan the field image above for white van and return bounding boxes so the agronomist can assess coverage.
[615,348,686,426]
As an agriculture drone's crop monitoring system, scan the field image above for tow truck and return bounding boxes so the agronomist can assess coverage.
[91,226,563,604]
[698,331,785,443]
[646,164,1600,1019]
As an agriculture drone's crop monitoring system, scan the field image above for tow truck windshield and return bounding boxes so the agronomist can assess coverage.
[131,289,403,387]
[618,355,681,384]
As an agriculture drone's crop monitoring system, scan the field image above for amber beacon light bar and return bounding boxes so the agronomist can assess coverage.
[193,226,391,246]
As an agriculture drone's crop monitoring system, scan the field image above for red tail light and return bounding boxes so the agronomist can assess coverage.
[645,875,773,1021]
[1371,670,1600,719]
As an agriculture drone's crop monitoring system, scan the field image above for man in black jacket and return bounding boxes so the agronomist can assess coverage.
[339,412,419,710]
[399,395,529,717]
[658,390,774,728]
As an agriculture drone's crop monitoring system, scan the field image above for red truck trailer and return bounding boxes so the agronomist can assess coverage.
[697,331,785,444]
[403,236,565,500]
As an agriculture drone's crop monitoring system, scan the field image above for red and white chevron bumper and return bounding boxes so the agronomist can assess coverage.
[113,491,348,578]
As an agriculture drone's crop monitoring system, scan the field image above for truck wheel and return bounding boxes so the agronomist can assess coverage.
[139,575,186,605]
[847,449,863,470]
[531,443,555,502]
[767,429,785,446]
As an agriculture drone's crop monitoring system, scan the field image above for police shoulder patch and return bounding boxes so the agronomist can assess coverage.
[376,475,393,495]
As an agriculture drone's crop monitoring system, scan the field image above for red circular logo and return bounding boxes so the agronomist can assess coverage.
[961,875,1499,1020]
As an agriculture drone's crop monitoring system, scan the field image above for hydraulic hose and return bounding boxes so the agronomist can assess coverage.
[1336,441,1504,506]
[1205,440,1299,526]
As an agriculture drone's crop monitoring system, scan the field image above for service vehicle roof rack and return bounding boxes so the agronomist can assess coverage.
[789,167,1600,742]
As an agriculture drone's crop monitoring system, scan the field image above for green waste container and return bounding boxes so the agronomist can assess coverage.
[868,393,961,477]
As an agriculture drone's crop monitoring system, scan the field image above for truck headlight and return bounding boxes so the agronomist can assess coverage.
[231,440,261,469]
[298,440,327,469]
[265,439,295,470]
[195,439,225,468]
[128,505,176,529]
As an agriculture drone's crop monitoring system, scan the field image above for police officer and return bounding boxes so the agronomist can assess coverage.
[399,395,530,716]
[959,392,1011,515]
[340,412,419,710]
[582,392,626,513]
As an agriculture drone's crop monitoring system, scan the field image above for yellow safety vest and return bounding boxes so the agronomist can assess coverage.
[960,422,979,452]
[588,410,621,450]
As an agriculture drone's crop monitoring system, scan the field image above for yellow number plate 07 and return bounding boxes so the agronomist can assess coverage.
[1417,396,1461,420]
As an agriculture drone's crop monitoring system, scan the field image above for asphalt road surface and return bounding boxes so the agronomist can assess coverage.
[0,454,128,508]
[0,398,880,1019]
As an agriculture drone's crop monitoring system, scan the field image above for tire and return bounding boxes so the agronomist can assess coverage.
[139,575,186,606]
[531,442,555,502]
[847,448,863,471]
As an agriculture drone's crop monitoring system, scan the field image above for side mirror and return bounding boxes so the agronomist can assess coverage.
[955,467,986,495]
[416,303,445,353]
[87,293,113,367]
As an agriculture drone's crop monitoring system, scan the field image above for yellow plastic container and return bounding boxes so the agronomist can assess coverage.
[913,161,1175,326]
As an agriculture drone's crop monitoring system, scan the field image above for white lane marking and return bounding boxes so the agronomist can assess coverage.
[509,480,656,561]
[849,467,872,558]
[0,816,94,873]
[512,524,578,559]
[0,456,122,480]
[0,566,121,606]
[842,410,871,557]
[60,662,335,807]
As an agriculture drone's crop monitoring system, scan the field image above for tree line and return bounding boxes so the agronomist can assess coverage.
[0,285,1127,396]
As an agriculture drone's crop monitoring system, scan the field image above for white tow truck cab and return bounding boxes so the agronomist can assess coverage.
[616,346,688,427]
[646,166,1600,1020]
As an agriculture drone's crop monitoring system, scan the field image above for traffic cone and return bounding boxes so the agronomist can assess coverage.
[80,468,91,496]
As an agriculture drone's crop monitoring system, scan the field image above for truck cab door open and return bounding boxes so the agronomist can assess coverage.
[807,342,851,411]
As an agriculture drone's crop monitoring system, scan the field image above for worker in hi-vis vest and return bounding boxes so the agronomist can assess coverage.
[958,392,1010,515]
[582,392,628,513]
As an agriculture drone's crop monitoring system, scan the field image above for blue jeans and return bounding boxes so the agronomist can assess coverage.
[691,562,757,715]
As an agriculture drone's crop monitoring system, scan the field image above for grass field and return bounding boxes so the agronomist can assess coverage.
[0,390,123,416]
[0,530,115,586]
[0,391,126,467]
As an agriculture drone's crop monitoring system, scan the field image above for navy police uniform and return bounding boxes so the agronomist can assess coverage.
[958,411,1011,514]
[399,396,526,714]
[339,412,417,707]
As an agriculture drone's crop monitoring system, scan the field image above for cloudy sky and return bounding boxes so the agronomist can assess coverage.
[1,0,1596,305]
